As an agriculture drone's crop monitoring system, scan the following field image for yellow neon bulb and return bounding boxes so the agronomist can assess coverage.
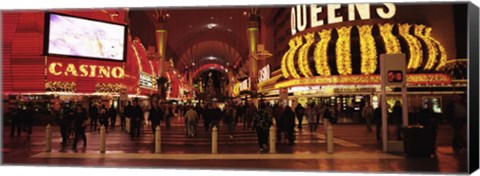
[298,32,315,77]
[358,25,377,75]
[335,26,353,75]
[286,36,303,78]
[378,23,401,54]
[424,27,448,71]
[314,29,332,76]
[281,39,296,78]
[413,25,438,71]
[398,23,423,71]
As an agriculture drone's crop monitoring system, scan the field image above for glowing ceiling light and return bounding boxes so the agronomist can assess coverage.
[207,23,217,29]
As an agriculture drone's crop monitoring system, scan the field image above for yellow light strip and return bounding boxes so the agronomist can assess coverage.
[414,25,437,71]
[335,26,353,75]
[132,41,143,72]
[281,40,295,78]
[424,27,448,71]
[274,74,451,89]
[398,23,423,71]
[378,23,401,54]
[358,25,377,75]
[314,29,332,76]
[286,36,303,78]
[298,32,315,77]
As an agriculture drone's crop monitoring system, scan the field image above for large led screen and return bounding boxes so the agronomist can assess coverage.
[44,13,127,61]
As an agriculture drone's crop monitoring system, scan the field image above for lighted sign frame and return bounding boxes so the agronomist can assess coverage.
[43,12,128,62]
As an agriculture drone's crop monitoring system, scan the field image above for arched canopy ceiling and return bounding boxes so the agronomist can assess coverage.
[164,8,250,70]
[179,40,243,70]
[129,7,278,73]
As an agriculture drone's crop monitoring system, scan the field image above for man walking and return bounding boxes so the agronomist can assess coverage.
[294,103,305,131]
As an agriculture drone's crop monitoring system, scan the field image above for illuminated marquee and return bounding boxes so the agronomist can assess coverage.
[274,74,451,89]
[291,3,396,35]
[48,62,124,79]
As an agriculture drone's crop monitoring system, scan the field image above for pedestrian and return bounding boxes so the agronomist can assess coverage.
[9,103,22,137]
[273,102,284,142]
[235,103,244,127]
[242,103,249,130]
[89,102,99,131]
[22,103,34,139]
[99,104,109,132]
[57,103,71,146]
[203,103,212,132]
[185,105,199,137]
[164,105,172,130]
[282,104,296,146]
[294,103,305,131]
[306,102,317,132]
[315,102,323,125]
[130,98,143,139]
[392,101,403,140]
[362,102,374,132]
[374,105,382,140]
[223,104,235,138]
[72,104,87,150]
[253,102,273,152]
[149,100,162,135]
[119,101,127,131]
[445,95,467,153]
[418,101,439,150]
[245,103,257,131]
[109,104,117,128]
[212,103,223,129]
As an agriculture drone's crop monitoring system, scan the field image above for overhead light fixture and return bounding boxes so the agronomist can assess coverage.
[207,23,217,29]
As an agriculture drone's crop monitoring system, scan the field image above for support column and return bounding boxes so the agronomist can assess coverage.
[247,14,259,106]
[155,13,169,101]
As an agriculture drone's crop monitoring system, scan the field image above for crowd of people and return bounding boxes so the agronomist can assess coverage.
[7,103,35,139]
[4,95,467,154]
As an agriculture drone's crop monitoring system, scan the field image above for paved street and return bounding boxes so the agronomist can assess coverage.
[2,120,468,174]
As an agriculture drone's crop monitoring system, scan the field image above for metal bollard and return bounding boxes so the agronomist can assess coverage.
[155,125,161,153]
[212,126,218,154]
[100,125,106,153]
[327,123,334,154]
[45,124,52,152]
[269,126,276,153]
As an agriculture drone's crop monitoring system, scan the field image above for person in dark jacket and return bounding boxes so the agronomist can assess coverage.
[89,103,99,131]
[374,105,382,140]
[212,104,223,129]
[130,99,143,139]
[9,103,22,137]
[392,101,403,140]
[60,103,74,146]
[273,103,284,142]
[118,101,127,131]
[445,95,467,153]
[109,104,117,129]
[282,105,296,146]
[245,103,257,131]
[22,103,35,139]
[253,102,273,152]
[164,105,172,130]
[203,103,212,132]
[149,101,162,135]
[72,104,87,150]
[418,102,439,150]
[124,101,133,131]
[294,103,305,131]
[99,104,109,132]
